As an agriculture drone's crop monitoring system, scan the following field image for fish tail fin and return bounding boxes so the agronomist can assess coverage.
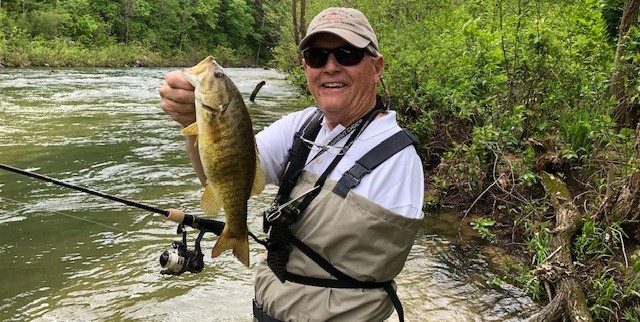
[211,227,250,267]
[251,147,266,196]
[200,183,222,217]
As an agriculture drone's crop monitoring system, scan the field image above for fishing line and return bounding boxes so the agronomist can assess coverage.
[0,164,230,276]
[0,195,130,233]
[0,163,226,236]
[0,163,171,217]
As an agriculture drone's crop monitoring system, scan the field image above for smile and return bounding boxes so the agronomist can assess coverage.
[322,82,346,88]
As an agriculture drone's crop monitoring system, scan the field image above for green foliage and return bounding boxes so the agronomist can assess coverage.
[600,0,624,43]
[573,218,640,320]
[574,218,627,262]
[620,25,640,107]
[525,220,551,266]
[590,271,620,318]
[0,0,290,66]
[0,8,7,54]
[515,267,543,300]
[624,307,640,322]
[29,8,72,39]
[470,216,497,242]
[518,170,537,187]
[587,267,640,320]
[557,106,618,160]
[632,249,640,273]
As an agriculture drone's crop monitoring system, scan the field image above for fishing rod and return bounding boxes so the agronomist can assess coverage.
[0,162,225,275]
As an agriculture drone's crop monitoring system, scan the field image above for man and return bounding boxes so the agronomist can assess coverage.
[160,7,423,321]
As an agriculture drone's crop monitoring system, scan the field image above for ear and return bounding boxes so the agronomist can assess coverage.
[372,55,384,82]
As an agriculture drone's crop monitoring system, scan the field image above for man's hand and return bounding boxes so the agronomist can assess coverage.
[159,70,196,127]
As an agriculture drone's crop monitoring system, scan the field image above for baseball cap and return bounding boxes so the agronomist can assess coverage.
[299,7,379,54]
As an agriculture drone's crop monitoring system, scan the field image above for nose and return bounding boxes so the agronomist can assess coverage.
[323,53,341,71]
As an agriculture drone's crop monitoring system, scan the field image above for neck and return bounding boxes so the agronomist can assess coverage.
[324,95,378,129]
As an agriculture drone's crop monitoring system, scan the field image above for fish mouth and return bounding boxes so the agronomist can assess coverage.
[202,104,217,113]
[201,102,229,115]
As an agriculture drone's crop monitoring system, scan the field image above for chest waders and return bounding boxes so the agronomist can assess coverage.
[255,98,418,322]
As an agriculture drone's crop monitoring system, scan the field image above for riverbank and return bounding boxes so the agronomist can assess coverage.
[0,41,262,68]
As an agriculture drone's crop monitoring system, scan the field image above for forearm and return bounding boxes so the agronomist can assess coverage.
[185,135,207,186]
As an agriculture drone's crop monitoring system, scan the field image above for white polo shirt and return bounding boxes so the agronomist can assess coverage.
[256,107,424,219]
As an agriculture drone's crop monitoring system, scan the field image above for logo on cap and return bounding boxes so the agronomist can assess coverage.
[318,13,346,25]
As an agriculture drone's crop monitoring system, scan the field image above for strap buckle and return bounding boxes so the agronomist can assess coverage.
[344,162,370,187]
[264,186,320,224]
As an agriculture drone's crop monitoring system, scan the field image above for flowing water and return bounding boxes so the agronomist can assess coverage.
[0,67,538,321]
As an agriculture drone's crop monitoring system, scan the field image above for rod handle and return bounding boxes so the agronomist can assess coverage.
[167,208,185,223]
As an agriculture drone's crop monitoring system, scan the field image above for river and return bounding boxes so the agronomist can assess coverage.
[0,67,538,321]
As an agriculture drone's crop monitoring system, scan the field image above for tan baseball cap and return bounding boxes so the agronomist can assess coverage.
[299,7,379,53]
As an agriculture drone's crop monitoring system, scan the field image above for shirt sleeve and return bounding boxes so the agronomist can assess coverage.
[357,145,424,219]
[255,107,317,186]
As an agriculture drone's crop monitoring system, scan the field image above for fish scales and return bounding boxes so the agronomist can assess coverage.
[181,56,265,267]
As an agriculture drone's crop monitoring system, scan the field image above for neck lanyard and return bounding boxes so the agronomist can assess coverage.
[302,116,363,162]
[291,100,386,217]
[274,96,386,210]
[305,99,387,165]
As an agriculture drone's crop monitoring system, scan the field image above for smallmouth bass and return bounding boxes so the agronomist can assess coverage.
[181,56,265,267]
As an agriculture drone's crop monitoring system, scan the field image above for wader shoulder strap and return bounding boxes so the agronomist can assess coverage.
[333,128,418,198]
[275,110,323,205]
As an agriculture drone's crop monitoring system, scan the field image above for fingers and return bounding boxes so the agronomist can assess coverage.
[165,70,195,92]
[159,85,195,105]
[159,70,196,127]
[160,99,196,127]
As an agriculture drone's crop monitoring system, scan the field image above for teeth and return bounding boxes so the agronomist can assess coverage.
[323,82,345,88]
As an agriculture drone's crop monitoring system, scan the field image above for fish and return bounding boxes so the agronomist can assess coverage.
[181,56,265,267]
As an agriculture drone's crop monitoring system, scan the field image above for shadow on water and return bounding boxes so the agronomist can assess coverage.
[0,67,537,321]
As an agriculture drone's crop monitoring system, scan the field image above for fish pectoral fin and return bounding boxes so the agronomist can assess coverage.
[211,228,250,267]
[251,148,266,196]
[200,183,222,217]
[181,123,199,136]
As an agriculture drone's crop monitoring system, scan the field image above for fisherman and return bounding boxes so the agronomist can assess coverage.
[159,7,423,321]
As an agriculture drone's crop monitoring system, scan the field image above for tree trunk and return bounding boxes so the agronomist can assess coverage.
[527,172,593,322]
[595,122,640,239]
[609,0,640,128]
[291,0,299,46]
[612,123,640,237]
[299,0,306,39]
[291,0,306,62]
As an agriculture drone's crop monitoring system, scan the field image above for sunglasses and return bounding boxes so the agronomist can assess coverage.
[302,45,368,68]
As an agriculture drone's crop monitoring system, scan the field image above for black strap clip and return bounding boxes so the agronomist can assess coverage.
[333,161,371,198]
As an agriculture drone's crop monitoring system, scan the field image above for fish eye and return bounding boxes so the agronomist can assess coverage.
[214,71,224,78]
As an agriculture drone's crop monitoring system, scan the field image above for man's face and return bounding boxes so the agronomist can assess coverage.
[303,34,383,126]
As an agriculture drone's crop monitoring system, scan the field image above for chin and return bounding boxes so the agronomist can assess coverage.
[316,98,344,110]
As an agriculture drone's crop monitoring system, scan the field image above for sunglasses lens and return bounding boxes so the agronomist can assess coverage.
[335,46,365,66]
[303,48,329,68]
[303,46,367,68]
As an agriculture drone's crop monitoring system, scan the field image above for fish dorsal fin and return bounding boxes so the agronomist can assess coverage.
[181,123,198,136]
[200,182,222,217]
[251,147,266,196]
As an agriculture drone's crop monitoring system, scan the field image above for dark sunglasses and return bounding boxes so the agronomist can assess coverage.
[302,45,368,68]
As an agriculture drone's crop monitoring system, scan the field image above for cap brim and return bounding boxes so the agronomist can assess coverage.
[299,28,371,51]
